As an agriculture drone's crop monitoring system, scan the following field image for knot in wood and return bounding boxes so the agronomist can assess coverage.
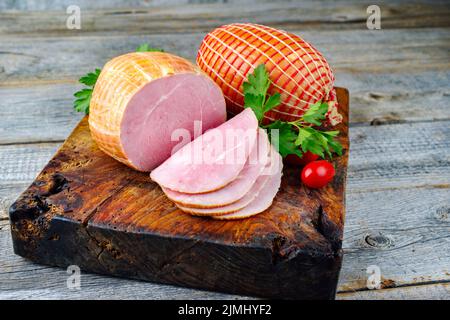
[435,207,449,221]
[365,233,392,249]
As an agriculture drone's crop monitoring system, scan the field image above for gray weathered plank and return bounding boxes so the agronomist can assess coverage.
[1,71,449,144]
[0,142,60,219]
[346,120,450,192]
[1,28,449,85]
[0,0,258,11]
[1,1,449,35]
[0,84,84,144]
[338,283,450,300]
[0,28,449,144]
[339,187,450,290]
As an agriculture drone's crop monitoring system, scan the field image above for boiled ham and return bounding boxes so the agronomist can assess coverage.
[162,128,270,208]
[89,52,226,171]
[197,23,342,125]
[178,145,281,216]
[150,108,258,194]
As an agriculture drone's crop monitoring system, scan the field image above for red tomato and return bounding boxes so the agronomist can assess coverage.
[285,151,319,166]
[301,160,335,189]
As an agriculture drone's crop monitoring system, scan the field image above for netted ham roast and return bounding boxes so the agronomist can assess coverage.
[89,52,226,171]
[196,23,342,125]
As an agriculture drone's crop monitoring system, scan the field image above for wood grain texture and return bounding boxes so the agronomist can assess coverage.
[1,118,449,222]
[338,283,450,300]
[2,217,448,300]
[3,121,448,293]
[2,183,450,299]
[0,220,253,300]
[2,73,449,144]
[340,187,450,290]
[0,0,264,11]
[2,119,448,204]
[1,132,448,296]
[8,89,348,299]
[1,28,449,85]
[1,1,449,36]
[1,0,449,300]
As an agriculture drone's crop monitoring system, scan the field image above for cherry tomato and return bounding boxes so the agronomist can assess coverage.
[285,151,319,166]
[301,160,335,189]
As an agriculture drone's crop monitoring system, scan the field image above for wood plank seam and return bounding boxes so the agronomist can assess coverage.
[338,279,450,294]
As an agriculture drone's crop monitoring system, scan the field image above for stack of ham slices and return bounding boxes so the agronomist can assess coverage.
[150,108,283,220]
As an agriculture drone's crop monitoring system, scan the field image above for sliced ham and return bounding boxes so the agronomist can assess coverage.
[150,108,258,193]
[178,145,280,215]
[89,52,226,171]
[162,128,269,208]
[213,155,283,220]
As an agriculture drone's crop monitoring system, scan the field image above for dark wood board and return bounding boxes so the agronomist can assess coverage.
[9,87,349,299]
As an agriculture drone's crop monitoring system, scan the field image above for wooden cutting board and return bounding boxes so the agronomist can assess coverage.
[9,88,349,300]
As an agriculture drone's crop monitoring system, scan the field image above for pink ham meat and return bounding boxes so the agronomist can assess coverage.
[120,73,227,171]
[213,155,283,220]
[163,128,269,208]
[150,108,258,193]
[178,145,280,215]
[89,52,227,172]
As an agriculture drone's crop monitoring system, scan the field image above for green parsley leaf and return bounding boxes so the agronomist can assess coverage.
[264,93,281,113]
[322,130,340,137]
[265,112,343,160]
[74,69,101,115]
[79,68,101,86]
[295,127,312,146]
[247,64,270,94]
[136,43,164,52]
[327,138,343,156]
[73,88,92,114]
[265,121,303,158]
[244,63,343,160]
[242,64,281,123]
[302,102,329,126]
[244,93,265,121]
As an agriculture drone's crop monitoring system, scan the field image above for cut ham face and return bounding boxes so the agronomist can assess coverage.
[121,73,226,171]
[150,108,258,194]
[162,128,270,208]
[89,52,226,172]
[178,144,281,216]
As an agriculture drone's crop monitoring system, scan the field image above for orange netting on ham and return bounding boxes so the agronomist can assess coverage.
[196,23,342,126]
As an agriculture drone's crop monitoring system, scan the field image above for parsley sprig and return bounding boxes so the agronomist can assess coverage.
[135,43,165,52]
[243,64,281,122]
[73,44,164,115]
[243,64,343,159]
[73,68,100,114]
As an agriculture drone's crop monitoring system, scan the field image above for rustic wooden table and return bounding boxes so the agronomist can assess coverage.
[0,0,449,300]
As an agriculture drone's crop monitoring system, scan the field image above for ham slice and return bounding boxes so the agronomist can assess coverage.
[89,52,226,171]
[150,108,258,193]
[162,128,269,208]
[213,154,283,220]
[178,145,281,215]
